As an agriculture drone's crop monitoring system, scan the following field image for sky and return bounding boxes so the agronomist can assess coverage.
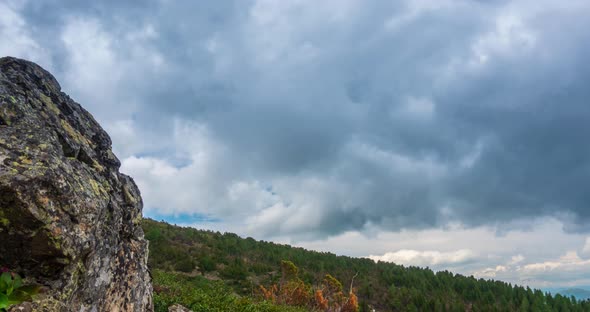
[2,0,590,289]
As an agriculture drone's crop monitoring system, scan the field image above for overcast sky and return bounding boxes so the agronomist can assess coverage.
[3,0,590,289]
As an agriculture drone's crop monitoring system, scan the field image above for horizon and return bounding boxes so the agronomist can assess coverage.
[3,0,590,290]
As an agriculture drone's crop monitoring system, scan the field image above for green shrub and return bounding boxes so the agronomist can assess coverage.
[0,271,40,311]
[198,256,216,274]
[174,258,195,273]
[152,270,306,312]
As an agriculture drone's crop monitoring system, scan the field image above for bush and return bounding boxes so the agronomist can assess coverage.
[198,256,216,274]
[174,258,195,273]
[151,270,306,312]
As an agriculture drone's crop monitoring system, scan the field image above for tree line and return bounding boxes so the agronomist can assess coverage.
[143,218,590,311]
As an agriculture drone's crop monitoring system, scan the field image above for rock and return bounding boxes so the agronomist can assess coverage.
[7,302,34,312]
[168,304,193,312]
[0,57,153,311]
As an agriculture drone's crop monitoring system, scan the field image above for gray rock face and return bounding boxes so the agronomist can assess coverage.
[0,57,153,311]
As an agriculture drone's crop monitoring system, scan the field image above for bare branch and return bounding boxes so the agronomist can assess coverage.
[350,272,359,294]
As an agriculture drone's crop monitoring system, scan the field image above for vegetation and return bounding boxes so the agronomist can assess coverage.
[259,260,358,311]
[0,269,40,311]
[144,218,590,311]
[152,269,306,312]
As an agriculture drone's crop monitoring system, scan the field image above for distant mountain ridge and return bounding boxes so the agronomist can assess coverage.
[558,288,590,300]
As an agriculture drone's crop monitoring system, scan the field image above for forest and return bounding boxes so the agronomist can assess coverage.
[143,219,590,311]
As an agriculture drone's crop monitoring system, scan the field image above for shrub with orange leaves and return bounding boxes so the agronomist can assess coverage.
[314,273,359,312]
[259,284,278,302]
[259,261,313,307]
[259,260,358,312]
[341,291,358,312]
[315,289,329,310]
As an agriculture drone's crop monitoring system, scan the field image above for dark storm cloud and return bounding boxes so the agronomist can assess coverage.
[8,0,590,237]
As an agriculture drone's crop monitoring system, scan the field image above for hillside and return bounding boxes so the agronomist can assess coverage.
[143,219,590,311]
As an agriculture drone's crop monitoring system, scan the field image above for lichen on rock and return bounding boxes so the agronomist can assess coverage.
[0,57,153,311]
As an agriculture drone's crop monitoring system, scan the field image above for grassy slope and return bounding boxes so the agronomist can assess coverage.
[143,219,590,311]
[151,270,306,312]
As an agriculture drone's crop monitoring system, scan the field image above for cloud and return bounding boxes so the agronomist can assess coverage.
[522,252,590,273]
[397,96,436,119]
[474,251,590,287]
[469,13,536,67]
[509,254,525,265]
[25,0,587,239]
[59,16,165,123]
[4,1,590,287]
[120,120,233,217]
[582,238,590,256]
[0,1,51,69]
[348,221,590,288]
[474,265,508,279]
[369,249,476,267]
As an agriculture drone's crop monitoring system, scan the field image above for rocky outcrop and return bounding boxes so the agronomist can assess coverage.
[168,304,192,312]
[0,57,153,311]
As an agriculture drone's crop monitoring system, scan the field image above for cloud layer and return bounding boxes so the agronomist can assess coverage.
[369,249,476,267]
[3,0,590,288]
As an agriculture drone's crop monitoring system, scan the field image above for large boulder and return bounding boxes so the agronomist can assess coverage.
[0,57,153,311]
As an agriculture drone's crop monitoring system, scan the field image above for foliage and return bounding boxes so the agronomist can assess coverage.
[174,258,196,273]
[152,269,306,312]
[260,260,358,311]
[197,255,216,274]
[143,218,590,311]
[0,270,40,311]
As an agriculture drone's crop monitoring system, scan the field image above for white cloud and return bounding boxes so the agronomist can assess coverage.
[523,252,590,274]
[474,265,508,278]
[369,249,476,267]
[582,237,590,256]
[472,247,590,287]
[470,13,536,67]
[121,120,231,216]
[509,254,525,265]
[103,119,142,159]
[0,1,51,69]
[61,18,121,105]
[255,175,374,237]
[60,17,165,123]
